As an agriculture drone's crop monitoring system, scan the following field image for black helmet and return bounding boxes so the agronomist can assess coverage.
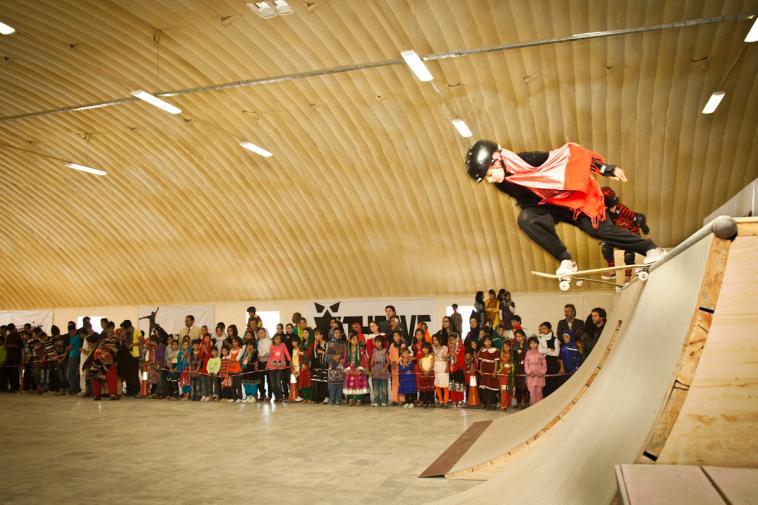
[465,139,499,182]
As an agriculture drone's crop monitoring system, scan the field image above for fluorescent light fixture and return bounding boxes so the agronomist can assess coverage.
[0,21,15,35]
[451,119,473,138]
[65,162,107,176]
[400,50,434,82]
[131,90,182,115]
[247,2,277,19]
[746,17,758,42]
[274,0,294,15]
[240,141,273,158]
[72,102,114,112]
[702,91,725,114]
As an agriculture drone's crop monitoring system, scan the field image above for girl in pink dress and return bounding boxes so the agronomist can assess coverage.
[524,336,547,405]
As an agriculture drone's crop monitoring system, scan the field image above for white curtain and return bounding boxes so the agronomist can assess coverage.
[0,310,54,333]
[137,304,214,336]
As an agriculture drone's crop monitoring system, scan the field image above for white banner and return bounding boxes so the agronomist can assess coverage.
[137,304,214,337]
[0,310,54,334]
[304,297,434,335]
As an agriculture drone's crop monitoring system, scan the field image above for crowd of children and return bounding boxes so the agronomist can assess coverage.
[0,299,606,410]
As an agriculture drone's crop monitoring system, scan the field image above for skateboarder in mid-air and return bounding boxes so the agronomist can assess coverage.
[465,140,665,277]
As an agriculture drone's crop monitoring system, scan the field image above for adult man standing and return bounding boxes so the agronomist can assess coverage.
[178,315,201,341]
[583,308,607,357]
[556,304,585,351]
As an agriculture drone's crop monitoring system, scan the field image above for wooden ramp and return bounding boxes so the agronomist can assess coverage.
[425,218,758,505]
[615,465,758,505]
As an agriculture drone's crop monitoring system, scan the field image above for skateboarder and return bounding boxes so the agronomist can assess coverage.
[465,140,664,277]
[599,186,650,280]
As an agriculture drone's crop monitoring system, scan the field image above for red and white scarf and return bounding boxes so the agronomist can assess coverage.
[493,143,607,227]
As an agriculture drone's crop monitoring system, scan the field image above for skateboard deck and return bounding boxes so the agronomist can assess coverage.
[531,264,651,291]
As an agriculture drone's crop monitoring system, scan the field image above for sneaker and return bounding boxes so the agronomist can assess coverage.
[235,399,242,403]
[295,396,304,402]
[402,403,409,408]
[644,247,666,264]
[322,398,329,404]
[408,403,414,408]
[555,259,578,278]
[600,272,616,280]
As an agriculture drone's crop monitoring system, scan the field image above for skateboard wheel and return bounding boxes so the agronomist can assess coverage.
[637,271,649,281]
[615,286,622,293]
[559,280,570,291]
[575,280,584,287]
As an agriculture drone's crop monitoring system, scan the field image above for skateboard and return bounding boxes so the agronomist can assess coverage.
[531,264,651,292]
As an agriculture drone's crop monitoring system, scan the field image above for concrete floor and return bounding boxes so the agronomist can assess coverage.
[0,395,506,505]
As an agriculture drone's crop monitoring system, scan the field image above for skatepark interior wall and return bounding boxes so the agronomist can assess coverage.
[424,217,757,505]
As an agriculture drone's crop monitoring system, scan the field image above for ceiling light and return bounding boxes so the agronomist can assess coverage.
[0,21,15,35]
[65,162,107,176]
[451,119,473,138]
[701,91,725,114]
[131,90,182,115]
[400,50,434,82]
[746,17,758,42]
[247,2,277,19]
[274,0,294,15]
[240,141,273,158]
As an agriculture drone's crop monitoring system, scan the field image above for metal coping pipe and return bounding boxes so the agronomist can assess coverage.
[648,215,737,273]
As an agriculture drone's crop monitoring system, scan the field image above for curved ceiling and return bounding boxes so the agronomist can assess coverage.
[0,0,757,309]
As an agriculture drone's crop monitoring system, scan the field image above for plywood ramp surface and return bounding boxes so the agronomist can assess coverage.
[657,234,758,466]
[446,282,643,478]
[429,235,713,505]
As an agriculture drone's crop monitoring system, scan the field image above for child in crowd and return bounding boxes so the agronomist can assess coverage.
[398,347,417,408]
[257,328,271,401]
[206,347,221,401]
[310,329,329,404]
[144,335,160,398]
[478,334,500,410]
[416,342,435,408]
[559,330,582,379]
[464,350,479,407]
[189,339,202,401]
[499,339,515,410]
[432,334,449,407]
[512,329,529,408]
[389,330,405,406]
[326,346,345,405]
[525,336,547,405]
[265,333,291,403]
[177,340,191,400]
[241,341,259,403]
[228,338,244,403]
[220,346,232,401]
[369,335,390,407]
[344,332,368,405]
[296,334,312,403]
[538,321,561,397]
[165,340,179,399]
[448,333,465,407]
[289,337,301,402]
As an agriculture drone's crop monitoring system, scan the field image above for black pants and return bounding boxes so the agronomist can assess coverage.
[257,365,268,399]
[517,206,656,261]
[601,241,637,265]
[270,369,287,400]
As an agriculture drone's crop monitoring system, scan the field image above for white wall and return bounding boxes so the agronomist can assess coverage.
[41,290,616,336]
